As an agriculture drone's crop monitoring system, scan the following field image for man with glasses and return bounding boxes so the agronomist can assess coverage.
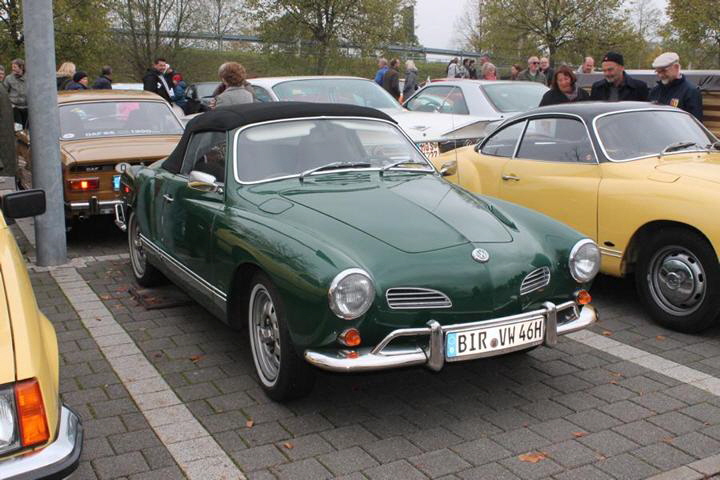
[590,52,648,102]
[517,56,546,84]
[648,52,702,120]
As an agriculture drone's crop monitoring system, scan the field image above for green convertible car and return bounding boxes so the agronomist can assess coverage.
[116,102,600,400]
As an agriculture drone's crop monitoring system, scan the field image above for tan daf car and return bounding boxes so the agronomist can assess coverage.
[16,91,184,220]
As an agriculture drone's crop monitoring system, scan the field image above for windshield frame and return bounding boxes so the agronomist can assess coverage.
[479,82,549,114]
[592,108,717,162]
[270,78,404,112]
[58,99,184,141]
[231,115,436,185]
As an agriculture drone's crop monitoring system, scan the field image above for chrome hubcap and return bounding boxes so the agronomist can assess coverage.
[648,246,706,316]
[129,216,146,277]
[250,285,281,385]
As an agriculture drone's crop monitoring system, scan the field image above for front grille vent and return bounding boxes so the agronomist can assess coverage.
[520,267,551,295]
[386,288,452,310]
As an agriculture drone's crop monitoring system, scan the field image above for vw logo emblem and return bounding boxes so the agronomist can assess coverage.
[472,248,490,263]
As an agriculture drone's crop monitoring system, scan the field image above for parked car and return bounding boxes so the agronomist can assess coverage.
[183,82,221,114]
[16,90,184,221]
[116,102,599,400]
[404,79,548,120]
[433,101,720,332]
[0,190,83,479]
[246,76,499,157]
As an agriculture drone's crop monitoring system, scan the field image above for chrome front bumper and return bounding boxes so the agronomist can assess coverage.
[305,301,596,373]
[67,198,122,214]
[0,405,83,480]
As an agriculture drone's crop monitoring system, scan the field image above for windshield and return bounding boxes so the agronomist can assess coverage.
[234,118,430,183]
[59,101,183,140]
[481,83,548,113]
[196,83,219,97]
[596,110,716,161]
[272,79,403,111]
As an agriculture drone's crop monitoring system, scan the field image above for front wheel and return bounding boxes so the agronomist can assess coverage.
[127,211,165,287]
[248,272,315,401]
[636,228,720,333]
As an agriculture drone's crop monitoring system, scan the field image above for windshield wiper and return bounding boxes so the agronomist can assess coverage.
[707,141,720,151]
[299,161,371,181]
[662,141,701,154]
[380,160,433,176]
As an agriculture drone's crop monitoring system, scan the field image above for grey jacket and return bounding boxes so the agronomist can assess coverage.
[403,69,418,98]
[215,85,254,108]
[0,86,17,175]
[3,73,27,108]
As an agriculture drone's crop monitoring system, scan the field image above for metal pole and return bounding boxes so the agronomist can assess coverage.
[23,0,67,266]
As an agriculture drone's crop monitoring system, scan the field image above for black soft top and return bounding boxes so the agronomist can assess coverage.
[162,102,396,173]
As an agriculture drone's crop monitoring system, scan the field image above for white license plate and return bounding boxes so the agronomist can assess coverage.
[445,317,544,359]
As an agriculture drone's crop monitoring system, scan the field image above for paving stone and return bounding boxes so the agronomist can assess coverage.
[231,444,287,471]
[457,462,520,480]
[552,464,615,480]
[632,443,696,471]
[500,454,564,480]
[320,425,378,449]
[363,415,419,439]
[275,434,334,461]
[612,420,673,446]
[128,466,185,480]
[93,451,150,479]
[482,408,536,431]
[553,391,607,412]
[648,411,705,435]
[318,446,379,475]
[595,452,660,480]
[599,400,655,423]
[363,436,422,463]
[529,418,585,442]
[681,403,720,425]
[279,413,333,436]
[565,409,622,432]
[445,417,502,440]
[518,399,573,421]
[406,427,464,452]
[363,459,428,480]
[588,383,636,402]
[670,431,720,458]
[542,374,593,394]
[408,448,472,478]
[272,458,332,480]
[108,429,162,454]
[451,438,511,466]
[491,428,551,454]
[629,392,688,413]
[578,430,639,456]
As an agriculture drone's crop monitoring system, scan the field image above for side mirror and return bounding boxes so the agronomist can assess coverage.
[2,190,46,219]
[474,142,483,153]
[440,160,458,177]
[188,170,220,192]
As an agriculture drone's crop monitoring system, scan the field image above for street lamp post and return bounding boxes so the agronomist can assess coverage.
[23,0,67,266]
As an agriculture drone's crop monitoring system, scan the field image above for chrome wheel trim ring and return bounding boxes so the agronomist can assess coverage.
[647,245,706,316]
[128,215,147,278]
[249,284,281,387]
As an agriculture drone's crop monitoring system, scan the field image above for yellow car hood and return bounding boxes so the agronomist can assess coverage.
[655,152,720,184]
[0,227,16,383]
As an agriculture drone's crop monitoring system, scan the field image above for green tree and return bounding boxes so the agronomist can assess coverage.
[667,0,720,68]
[245,0,406,74]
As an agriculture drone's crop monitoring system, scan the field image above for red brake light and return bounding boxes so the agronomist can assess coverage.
[68,178,100,192]
[15,379,49,448]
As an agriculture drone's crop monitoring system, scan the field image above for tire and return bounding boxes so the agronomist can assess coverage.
[635,228,720,333]
[248,272,315,401]
[127,211,165,287]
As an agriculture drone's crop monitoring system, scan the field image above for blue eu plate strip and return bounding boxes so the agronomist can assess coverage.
[446,332,457,358]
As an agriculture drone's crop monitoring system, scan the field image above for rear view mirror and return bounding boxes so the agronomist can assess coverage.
[188,170,220,193]
[440,160,458,177]
[2,190,46,219]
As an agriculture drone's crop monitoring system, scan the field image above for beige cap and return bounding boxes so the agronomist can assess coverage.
[652,52,680,69]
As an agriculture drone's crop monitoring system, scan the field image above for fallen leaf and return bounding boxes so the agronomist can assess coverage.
[662,437,673,444]
[99,294,112,300]
[245,419,254,428]
[602,331,613,336]
[283,442,294,449]
[153,352,163,358]
[609,371,623,377]
[610,380,619,385]
[572,432,588,438]
[189,355,205,363]
[518,452,546,463]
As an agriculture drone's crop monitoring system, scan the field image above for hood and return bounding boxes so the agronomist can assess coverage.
[61,136,180,165]
[0,226,15,383]
[380,109,496,142]
[279,173,512,253]
[654,152,720,184]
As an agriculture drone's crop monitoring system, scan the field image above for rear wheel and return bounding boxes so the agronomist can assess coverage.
[248,272,315,401]
[636,228,720,333]
[128,211,164,287]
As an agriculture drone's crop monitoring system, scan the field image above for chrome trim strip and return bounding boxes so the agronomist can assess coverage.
[520,267,551,295]
[67,199,123,210]
[231,116,438,185]
[0,406,83,480]
[139,234,227,302]
[591,107,718,163]
[304,301,597,373]
[512,112,601,164]
[386,287,452,309]
[599,247,623,258]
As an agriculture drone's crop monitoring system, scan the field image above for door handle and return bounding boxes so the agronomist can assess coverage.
[162,194,174,203]
[502,174,520,181]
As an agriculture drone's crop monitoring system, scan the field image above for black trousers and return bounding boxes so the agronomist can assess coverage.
[13,108,28,128]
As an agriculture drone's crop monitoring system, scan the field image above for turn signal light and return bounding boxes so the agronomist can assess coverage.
[575,290,592,305]
[338,328,362,347]
[68,178,99,192]
[14,379,49,448]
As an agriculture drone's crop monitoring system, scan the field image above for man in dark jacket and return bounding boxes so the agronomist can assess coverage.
[590,52,649,102]
[92,66,113,89]
[382,58,401,100]
[648,52,703,121]
[65,71,89,90]
[143,58,175,103]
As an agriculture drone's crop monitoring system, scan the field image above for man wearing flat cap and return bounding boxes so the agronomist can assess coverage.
[590,52,648,102]
[648,52,703,120]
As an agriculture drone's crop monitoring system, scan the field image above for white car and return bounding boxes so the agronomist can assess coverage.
[404,79,548,120]
[247,76,497,157]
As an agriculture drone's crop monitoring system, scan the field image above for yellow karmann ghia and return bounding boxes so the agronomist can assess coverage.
[0,190,83,479]
[434,102,720,333]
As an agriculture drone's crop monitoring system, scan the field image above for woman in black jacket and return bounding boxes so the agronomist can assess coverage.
[539,66,589,106]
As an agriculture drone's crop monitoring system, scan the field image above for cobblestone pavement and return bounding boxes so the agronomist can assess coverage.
[13,221,720,480]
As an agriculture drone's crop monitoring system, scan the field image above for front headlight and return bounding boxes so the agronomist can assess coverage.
[0,386,19,455]
[569,239,601,283]
[328,268,375,320]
